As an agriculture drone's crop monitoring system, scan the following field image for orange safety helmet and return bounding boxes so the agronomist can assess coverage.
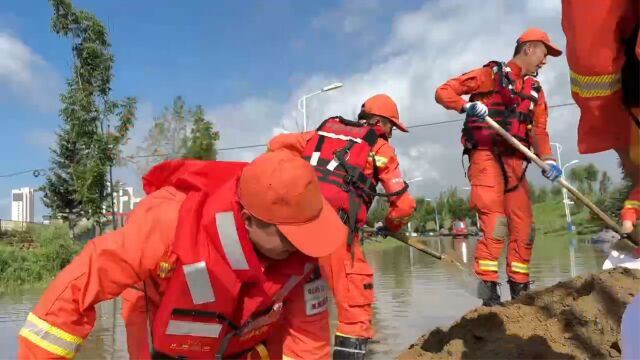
[361,94,409,132]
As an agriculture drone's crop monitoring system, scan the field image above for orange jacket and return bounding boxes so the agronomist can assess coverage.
[435,60,555,161]
[268,131,416,233]
[17,186,330,360]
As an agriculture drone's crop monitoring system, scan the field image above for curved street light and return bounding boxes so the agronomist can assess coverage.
[297,82,344,131]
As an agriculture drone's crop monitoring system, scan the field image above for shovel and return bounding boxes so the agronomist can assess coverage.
[361,227,491,300]
[483,115,640,254]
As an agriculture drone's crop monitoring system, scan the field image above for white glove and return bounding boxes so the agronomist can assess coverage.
[463,101,489,118]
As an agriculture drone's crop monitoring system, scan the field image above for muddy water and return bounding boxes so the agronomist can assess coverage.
[0,234,608,359]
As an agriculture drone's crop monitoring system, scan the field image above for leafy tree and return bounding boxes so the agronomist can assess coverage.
[550,184,563,198]
[598,170,612,196]
[184,105,220,160]
[410,198,437,233]
[42,0,136,231]
[536,186,549,203]
[568,163,599,194]
[366,198,389,226]
[529,183,538,203]
[134,97,219,175]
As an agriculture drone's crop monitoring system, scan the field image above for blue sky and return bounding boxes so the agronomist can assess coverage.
[0,0,423,219]
[0,0,622,220]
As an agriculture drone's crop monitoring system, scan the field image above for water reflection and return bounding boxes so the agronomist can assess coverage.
[0,235,608,359]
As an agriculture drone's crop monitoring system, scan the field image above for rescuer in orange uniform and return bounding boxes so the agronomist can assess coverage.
[435,28,563,306]
[562,0,640,235]
[17,151,348,360]
[268,94,416,358]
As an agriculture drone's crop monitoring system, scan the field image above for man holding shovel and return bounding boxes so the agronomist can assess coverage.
[435,28,563,306]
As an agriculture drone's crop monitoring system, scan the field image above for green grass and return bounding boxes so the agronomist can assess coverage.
[532,199,599,236]
[0,224,81,294]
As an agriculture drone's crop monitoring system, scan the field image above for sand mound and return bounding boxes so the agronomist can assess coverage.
[397,268,640,359]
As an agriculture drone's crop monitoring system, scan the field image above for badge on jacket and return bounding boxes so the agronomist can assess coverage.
[304,278,328,316]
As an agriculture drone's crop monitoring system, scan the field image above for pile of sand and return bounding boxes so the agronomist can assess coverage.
[397,268,640,359]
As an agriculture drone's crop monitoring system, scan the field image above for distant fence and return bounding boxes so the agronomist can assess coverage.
[0,219,49,232]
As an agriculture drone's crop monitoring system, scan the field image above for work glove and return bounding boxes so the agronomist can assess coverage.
[375,225,390,238]
[463,101,489,118]
[541,160,562,182]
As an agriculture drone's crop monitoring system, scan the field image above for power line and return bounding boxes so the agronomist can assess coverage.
[2,102,579,176]
[199,101,579,151]
[408,101,576,129]
[0,169,46,178]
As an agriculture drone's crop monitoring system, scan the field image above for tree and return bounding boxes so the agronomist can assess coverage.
[529,183,538,203]
[134,97,219,175]
[583,163,599,194]
[536,186,549,203]
[184,105,220,160]
[410,198,436,233]
[42,0,136,231]
[550,184,563,198]
[366,198,388,226]
[598,170,612,195]
[568,163,599,194]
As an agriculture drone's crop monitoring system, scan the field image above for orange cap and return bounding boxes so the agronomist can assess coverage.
[238,150,347,258]
[361,94,409,132]
[517,27,562,57]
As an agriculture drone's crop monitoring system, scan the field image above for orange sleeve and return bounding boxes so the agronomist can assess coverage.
[370,141,417,233]
[17,187,183,360]
[267,131,315,156]
[435,67,494,112]
[531,88,555,161]
[271,271,330,360]
[621,187,640,224]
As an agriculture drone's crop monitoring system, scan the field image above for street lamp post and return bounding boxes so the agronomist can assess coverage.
[562,159,580,232]
[551,142,580,234]
[425,198,440,232]
[297,82,343,131]
[551,142,579,278]
[405,177,423,235]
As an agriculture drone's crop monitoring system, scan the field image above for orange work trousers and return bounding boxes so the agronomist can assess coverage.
[468,150,534,284]
[319,235,374,339]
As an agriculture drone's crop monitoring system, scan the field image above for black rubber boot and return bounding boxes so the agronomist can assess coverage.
[481,280,503,307]
[508,279,530,300]
[333,334,368,360]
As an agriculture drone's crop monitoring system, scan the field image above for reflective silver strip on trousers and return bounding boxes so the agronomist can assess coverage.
[216,212,250,270]
[183,261,216,304]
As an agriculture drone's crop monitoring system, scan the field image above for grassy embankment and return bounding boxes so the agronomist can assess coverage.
[0,224,81,293]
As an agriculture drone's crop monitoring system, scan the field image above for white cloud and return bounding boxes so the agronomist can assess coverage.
[0,32,62,112]
[210,97,284,161]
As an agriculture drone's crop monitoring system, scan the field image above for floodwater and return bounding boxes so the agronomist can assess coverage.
[0,234,608,359]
